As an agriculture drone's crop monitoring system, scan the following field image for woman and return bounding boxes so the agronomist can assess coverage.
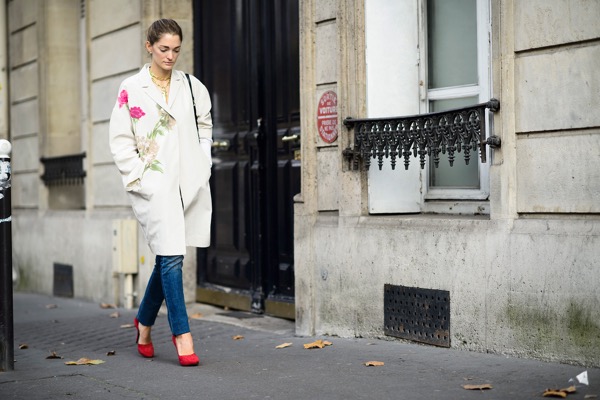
[109,19,213,367]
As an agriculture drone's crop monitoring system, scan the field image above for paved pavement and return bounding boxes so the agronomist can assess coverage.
[0,292,598,400]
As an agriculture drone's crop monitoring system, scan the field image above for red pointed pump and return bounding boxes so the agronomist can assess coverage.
[172,335,199,366]
[134,318,154,358]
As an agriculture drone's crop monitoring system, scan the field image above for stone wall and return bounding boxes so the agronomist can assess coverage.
[295,0,600,366]
[512,0,600,214]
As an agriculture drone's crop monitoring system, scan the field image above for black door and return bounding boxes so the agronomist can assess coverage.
[194,0,300,319]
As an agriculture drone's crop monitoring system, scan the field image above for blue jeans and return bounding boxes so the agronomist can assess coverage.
[136,255,190,336]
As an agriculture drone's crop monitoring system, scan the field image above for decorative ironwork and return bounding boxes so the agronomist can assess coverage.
[343,99,500,171]
[40,153,86,186]
[384,284,450,348]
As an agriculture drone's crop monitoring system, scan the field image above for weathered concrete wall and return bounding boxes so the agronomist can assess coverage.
[296,0,600,367]
[516,132,600,213]
[296,0,367,335]
[514,0,600,51]
[512,0,600,216]
[305,216,600,366]
[8,0,41,209]
[12,209,130,304]
[42,0,81,157]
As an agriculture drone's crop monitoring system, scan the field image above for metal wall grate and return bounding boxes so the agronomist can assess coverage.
[384,284,450,347]
[40,153,86,186]
[53,263,74,298]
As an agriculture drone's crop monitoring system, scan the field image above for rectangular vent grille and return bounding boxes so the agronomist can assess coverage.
[53,263,74,298]
[384,284,450,347]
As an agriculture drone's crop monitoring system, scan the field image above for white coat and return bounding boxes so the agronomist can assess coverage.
[109,64,213,255]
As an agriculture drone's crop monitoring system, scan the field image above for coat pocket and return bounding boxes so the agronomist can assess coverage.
[128,183,153,201]
[127,171,156,201]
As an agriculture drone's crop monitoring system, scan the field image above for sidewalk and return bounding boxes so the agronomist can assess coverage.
[0,292,598,400]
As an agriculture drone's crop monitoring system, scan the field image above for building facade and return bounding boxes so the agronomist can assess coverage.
[295,0,599,366]
[3,0,599,367]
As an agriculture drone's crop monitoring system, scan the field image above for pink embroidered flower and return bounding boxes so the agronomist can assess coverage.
[117,90,128,108]
[129,106,145,119]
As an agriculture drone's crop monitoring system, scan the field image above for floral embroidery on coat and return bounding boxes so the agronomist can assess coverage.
[129,106,145,119]
[118,90,128,108]
[117,89,173,175]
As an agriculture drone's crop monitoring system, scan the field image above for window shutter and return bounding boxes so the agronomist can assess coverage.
[365,0,421,213]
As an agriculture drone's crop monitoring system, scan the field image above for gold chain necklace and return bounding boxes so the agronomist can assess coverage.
[149,67,171,81]
[149,68,171,99]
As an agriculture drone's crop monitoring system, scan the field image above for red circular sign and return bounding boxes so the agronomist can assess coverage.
[317,90,338,143]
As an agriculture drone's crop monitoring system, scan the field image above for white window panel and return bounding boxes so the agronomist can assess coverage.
[366,0,421,214]
[420,0,491,211]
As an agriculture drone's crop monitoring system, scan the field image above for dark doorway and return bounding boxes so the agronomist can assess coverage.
[194,0,300,319]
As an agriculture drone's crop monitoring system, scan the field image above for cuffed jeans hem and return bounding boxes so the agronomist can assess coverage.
[136,254,191,336]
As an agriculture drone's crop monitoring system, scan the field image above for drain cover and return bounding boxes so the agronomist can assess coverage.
[384,284,450,347]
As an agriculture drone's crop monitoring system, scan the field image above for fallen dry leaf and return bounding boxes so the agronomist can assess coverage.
[275,343,293,349]
[190,312,203,319]
[109,312,120,318]
[543,390,568,398]
[120,323,134,329]
[46,304,58,309]
[106,350,116,356]
[65,357,105,366]
[303,339,333,349]
[232,335,244,340]
[19,344,28,350]
[463,384,493,390]
[543,386,578,398]
[46,351,63,359]
[100,303,117,309]
[584,395,598,399]
[365,361,385,367]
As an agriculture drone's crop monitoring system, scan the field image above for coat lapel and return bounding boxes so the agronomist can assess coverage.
[168,72,183,109]
[138,65,189,130]
[139,64,173,117]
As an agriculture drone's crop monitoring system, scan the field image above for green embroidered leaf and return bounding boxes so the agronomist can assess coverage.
[141,109,170,168]
[149,162,163,173]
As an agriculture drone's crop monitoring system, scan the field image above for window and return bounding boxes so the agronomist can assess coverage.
[364,0,491,214]
[423,0,491,204]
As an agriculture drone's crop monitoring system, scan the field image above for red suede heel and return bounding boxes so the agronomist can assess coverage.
[134,318,154,358]
[172,334,199,366]
[178,353,200,367]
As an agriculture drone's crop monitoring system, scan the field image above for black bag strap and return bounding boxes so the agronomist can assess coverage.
[185,73,201,142]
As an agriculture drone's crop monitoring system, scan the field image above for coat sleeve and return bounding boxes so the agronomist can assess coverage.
[108,84,145,191]
[191,77,213,141]
[191,76,213,165]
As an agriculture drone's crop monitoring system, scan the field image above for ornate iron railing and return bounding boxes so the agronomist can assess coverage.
[40,152,86,186]
[343,99,500,171]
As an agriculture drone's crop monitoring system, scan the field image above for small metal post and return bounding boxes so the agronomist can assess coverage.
[0,139,13,371]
